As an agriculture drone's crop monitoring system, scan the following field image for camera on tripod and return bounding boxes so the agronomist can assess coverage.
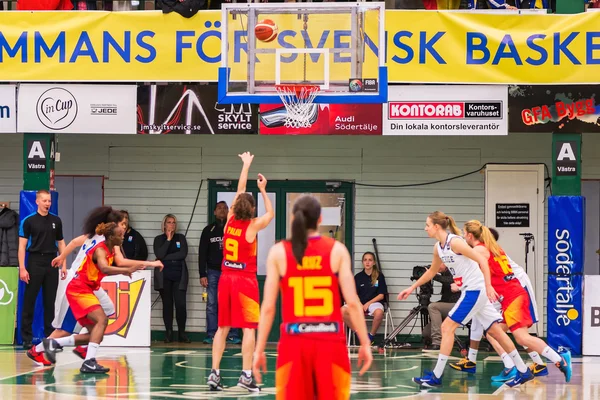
[411,265,433,307]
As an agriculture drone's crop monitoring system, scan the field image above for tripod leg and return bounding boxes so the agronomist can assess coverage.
[382,306,423,347]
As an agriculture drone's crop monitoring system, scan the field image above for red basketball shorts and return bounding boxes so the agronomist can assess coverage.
[276,335,351,400]
[502,292,534,331]
[65,279,102,327]
[218,273,259,329]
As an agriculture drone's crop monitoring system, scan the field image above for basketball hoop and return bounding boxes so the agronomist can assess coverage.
[275,84,320,129]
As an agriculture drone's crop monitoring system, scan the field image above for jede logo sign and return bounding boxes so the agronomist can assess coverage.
[102,278,145,338]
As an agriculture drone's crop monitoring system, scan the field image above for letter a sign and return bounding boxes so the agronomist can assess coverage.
[555,141,577,176]
[26,140,47,172]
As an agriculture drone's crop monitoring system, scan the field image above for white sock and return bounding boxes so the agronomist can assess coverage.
[215,369,220,375]
[54,335,75,347]
[468,348,478,363]
[243,369,251,377]
[35,342,44,352]
[529,351,545,365]
[501,352,515,369]
[433,354,449,378]
[85,342,99,360]
[541,346,562,364]
[509,350,528,373]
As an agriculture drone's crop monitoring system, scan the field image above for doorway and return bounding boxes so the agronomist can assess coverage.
[209,180,354,341]
[55,176,104,267]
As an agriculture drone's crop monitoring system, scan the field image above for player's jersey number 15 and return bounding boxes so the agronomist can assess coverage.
[288,276,334,318]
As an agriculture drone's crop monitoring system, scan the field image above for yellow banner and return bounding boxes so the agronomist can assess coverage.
[0,10,598,83]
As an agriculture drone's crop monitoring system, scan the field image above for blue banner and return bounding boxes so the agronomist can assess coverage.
[547,196,584,355]
[16,190,59,345]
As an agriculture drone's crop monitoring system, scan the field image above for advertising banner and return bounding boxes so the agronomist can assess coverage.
[384,85,507,135]
[0,267,18,344]
[137,84,258,134]
[100,270,151,347]
[547,196,584,355]
[1,11,600,84]
[17,84,137,134]
[0,85,16,133]
[259,104,382,135]
[508,85,600,133]
[583,275,600,356]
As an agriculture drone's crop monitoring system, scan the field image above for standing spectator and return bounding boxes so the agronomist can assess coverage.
[422,266,461,351]
[0,204,19,267]
[153,214,191,343]
[18,190,67,350]
[199,201,240,345]
[120,210,148,261]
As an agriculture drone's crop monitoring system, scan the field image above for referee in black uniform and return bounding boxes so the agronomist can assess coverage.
[18,190,67,349]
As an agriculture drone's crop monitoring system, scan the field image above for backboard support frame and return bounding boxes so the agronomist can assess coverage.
[218,2,387,105]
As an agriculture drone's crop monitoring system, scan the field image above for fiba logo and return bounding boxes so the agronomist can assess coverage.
[36,88,78,130]
[349,79,363,93]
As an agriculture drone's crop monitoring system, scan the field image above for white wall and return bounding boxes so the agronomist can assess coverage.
[2,132,599,336]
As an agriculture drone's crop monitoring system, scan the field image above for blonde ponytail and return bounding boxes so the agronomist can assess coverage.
[464,220,503,257]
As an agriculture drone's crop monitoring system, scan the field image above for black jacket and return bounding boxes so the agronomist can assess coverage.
[433,269,461,303]
[198,220,226,278]
[122,227,148,261]
[153,233,189,291]
[0,208,19,266]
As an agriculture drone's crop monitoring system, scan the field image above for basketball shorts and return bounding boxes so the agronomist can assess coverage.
[470,300,502,341]
[218,273,259,329]
[517,274,539,324]
[53,269,115,333]
[501,293,534,332]
[448,289,502,331]
[276,335,351,400]
[65,279,104,327]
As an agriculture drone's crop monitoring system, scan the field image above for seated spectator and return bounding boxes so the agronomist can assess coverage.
[422,264,461,351]
[120,210,148,261]
[154,214,190,343]
[345,252,388,344]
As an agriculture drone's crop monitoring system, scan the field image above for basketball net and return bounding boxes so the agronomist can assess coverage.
[275,85,320,129]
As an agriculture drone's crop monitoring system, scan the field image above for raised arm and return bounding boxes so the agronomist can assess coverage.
[250,174,274,232]
[253,243,284,383]
[227,152,254,221]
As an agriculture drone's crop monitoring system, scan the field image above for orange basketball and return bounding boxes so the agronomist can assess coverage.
[255,19,278,43]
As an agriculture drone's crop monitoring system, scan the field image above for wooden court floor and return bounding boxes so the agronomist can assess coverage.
[0,344,595,399]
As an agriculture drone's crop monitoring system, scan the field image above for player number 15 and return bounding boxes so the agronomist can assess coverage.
[288,276,334,317]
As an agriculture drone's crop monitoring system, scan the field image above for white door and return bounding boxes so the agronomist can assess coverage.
[485,165,545,335]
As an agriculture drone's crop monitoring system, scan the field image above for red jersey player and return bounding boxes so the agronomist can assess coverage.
[50,222,145,374]
[462,220,572,383]
[208,152,274,392]
[253,195,372,400]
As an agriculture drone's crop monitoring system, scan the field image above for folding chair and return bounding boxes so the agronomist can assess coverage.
[347,294,395,347]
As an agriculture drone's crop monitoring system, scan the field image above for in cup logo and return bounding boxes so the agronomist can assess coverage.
[36,88,78,130]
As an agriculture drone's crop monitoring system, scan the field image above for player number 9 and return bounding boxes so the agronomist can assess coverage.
[225,238,239,261]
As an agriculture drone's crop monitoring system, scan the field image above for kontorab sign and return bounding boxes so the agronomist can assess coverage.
[384,85,508,135]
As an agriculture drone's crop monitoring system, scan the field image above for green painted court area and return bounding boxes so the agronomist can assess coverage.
[0,346,589,399]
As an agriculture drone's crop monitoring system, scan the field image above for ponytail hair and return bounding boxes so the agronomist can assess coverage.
[95,222,118,240]
[464,220,503,257]
[428,211,461,235]
[290,195,321,265]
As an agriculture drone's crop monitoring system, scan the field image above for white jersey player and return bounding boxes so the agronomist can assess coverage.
[398,211,534,388]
